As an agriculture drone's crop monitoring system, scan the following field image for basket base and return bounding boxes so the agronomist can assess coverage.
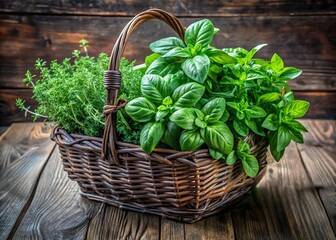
[79,180,261,223]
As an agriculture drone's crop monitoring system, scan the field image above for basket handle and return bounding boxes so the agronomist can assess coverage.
[102,8,186,164]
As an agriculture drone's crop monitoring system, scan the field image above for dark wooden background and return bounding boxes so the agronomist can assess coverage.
[1,1,335,125]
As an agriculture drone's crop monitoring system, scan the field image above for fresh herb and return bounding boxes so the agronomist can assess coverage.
[125,19,309,177]
[17,40,143,141]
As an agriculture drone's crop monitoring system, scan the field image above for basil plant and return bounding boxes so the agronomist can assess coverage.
[125,19,309,177]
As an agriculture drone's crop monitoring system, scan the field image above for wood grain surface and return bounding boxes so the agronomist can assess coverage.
[1,0,335,16]
[0,123,54,239]
[13,148,102,239]
[0,120,335,239]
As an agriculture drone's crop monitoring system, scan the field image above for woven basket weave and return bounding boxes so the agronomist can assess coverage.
[51,8,269,223]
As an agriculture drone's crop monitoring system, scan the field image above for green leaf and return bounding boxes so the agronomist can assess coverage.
[209,148,224,160]
[161,121,181,150]
[245,106,267,118]
[180,129,204,151]
[155,109,169,121]
[284,119,308,132]
[262,114,279,131]
[258,93,281,104]
[237,140,251,155]
[163,47,191,58]
[268,131,285,161]
[207,49,237,64]
[145,53,161,68]
[203,122,234,154]
[149,37,185,54]
[245,119,265,136]
[220,110,230,122]
[182,55,210,83]
[233,119,249,137]
[284,100,310,118]
[125,97,156,122]
[185,19,214,47]
[172,82,205,108]
[195,118,207,128]
[245,44,267,62]
[277,125,291,152]
[279,67,302,80]
[226,150,237,165]
[162,96,173,106]
[140,121,165,153]
[271,53,284,73]
[146,57,181,76]
[242,155,259,177]
[288,127,304,144]
[202,98,226,124]
[170,108,200,130]
[141,74,168,104]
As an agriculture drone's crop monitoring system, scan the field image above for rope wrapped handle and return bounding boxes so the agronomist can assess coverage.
[102,8,186,164]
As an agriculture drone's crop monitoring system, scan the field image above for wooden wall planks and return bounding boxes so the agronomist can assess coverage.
[1,0,335,16]
[0,2,335,123]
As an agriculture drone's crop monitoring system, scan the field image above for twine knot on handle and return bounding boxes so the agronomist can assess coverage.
[101,8,185,164]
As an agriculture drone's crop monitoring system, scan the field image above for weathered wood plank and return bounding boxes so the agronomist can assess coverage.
[0,0,335,16]
[0,126,9,137]
[13,148,102,239]
[160,219,185,240]
[87,204,160,240]
[232,142,335,239]
[0,123,55,239]
[1,15,335,90]
[296,120,336,234]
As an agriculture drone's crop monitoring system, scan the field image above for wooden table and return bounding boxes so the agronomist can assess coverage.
[0,120,335,240]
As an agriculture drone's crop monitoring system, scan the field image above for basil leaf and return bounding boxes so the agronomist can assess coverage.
[233,119,249,137]
[268,131,285,161]
[284,100,310,119]
[140,122,165,154]
[202,98,226,124]
[271,53,284,73]
[180,129,204,151]
[206,49,237,64]
[170,108,198,130]
[163,47,191,58]
[258,93,281,103]
[242,155,259,177]
[277,125,291,152]
[288,127,304,144]
[155,109,169,121]
[161,121,181,150]
[182,55,210,83]
[172,82,205,108]
[125,97,156,122]
[245,119,266,136]
[149,37,185,54]
[203,122,234,154]
[146,57,181,76]
[245,106,267,118]
[209,148,224,160]
[185,19,214,47]
[279,67,302,80]
[284,119,308,132]
[226,150,237,165]
[262,114,279,131]
[237,140,250,155]
[220,110,230,122]
[245,44,267,62]
[145,53,161,68]
[141,74,168,104]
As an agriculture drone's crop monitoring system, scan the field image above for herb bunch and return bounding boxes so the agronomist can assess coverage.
[125,19,310,177]
[17,40,143,140]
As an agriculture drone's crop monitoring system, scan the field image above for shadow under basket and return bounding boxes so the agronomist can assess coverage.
[51,126,268,223]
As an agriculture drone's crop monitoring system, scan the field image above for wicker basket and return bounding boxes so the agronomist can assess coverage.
[51,8,269,223]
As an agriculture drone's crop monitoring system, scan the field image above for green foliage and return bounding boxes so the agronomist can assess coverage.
[124,19,310,177]
[17,40,143,143]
